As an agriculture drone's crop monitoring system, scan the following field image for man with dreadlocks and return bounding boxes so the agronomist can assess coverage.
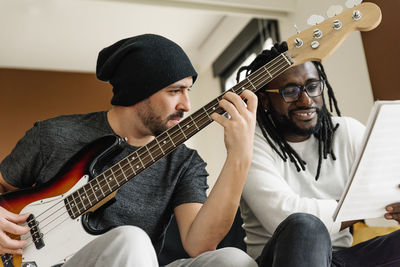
[238,42,400,266]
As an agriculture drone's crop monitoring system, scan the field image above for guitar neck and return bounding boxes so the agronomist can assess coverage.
[65,52,293,219]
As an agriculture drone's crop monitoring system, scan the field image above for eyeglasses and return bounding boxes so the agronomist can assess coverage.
[265,80,324,103]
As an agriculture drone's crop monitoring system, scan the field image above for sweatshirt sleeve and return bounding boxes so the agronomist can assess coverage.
[242,127,343,236]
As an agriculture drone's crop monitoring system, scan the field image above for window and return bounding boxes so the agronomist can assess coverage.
[212,19,280,92]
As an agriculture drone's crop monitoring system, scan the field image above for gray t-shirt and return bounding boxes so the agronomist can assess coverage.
[0,111,209,253]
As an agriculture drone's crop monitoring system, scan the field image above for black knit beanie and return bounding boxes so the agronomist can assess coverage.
[96,34,198,106]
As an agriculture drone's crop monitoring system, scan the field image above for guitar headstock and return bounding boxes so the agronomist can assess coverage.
[287,2,381,66]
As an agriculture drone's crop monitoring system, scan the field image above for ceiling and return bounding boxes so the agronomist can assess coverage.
[0,0,293,73]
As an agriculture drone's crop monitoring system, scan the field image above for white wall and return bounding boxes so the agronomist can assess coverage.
[188,0,375,190]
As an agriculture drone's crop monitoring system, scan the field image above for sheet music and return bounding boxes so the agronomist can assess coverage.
[333,100,400,222]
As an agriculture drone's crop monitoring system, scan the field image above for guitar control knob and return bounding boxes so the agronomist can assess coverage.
[311,41,320,49]
[333,20,342,30]
[313,29,322,39]
[294,38,303,48]
[352,10,362,20]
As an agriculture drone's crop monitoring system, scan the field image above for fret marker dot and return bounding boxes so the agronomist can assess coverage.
[163,141,166,144]
[131,157,135,160]
[136,165,139,169]
[212,107,216,110]
[186,125,190,128]
[83,196,86,199]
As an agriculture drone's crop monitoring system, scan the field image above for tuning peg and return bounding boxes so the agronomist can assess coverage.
[294,24,301,33]
[327,5,343,18]
[307,14,325,26]
[345,0,362,8]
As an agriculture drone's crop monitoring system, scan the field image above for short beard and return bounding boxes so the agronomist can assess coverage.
[137,101,184,136]
[141,114,168,136]
[271,107,322,137]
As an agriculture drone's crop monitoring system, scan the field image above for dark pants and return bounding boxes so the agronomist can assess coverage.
[332,228,400,267]
[257,213,400,267]
[256,213,331,267]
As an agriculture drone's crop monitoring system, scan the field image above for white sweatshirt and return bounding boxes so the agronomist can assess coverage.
[240,116,365,259]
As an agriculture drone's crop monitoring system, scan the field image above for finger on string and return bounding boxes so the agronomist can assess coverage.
[240,90,257,113]
[0,233,27,250]
[2,220,30,236]
[218,98,240,120]
[12,213,30,224]
[223,92,247,115]
[210,113,225,126]
[1,208,29,224]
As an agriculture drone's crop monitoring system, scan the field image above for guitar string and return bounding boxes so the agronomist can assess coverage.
[33,53,290,224]
[16,55,290,255]
[59,53,291,218]
[12,54,291,255]
[30,52,289,223]
[12,63,292,264]
[19,52,284,226]
[17,54,291,254]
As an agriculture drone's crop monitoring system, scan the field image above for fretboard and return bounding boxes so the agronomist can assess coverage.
[65,52,293,219]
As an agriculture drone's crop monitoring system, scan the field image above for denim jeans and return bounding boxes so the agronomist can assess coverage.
[256,213,332,267]
[257,213,400,267]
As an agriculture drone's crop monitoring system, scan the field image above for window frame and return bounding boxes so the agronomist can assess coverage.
[212,19,280,92]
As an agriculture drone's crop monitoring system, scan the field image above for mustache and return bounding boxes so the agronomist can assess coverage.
[166,111,184,121]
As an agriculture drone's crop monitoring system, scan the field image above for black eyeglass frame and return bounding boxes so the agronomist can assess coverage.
[264,79,325,103]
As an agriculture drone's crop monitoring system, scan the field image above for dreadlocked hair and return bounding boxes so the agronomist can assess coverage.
[236,43,341,180]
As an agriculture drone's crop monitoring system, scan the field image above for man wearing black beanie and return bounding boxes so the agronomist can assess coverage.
[0,34,258,267]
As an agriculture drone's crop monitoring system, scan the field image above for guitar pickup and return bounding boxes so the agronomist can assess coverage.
[27,214,45,250]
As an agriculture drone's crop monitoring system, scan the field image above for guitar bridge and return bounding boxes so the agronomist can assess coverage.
[27,214,45,250]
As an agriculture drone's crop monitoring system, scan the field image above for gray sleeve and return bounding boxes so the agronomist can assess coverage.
[171,151,209,208]
[0,122,43,188]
